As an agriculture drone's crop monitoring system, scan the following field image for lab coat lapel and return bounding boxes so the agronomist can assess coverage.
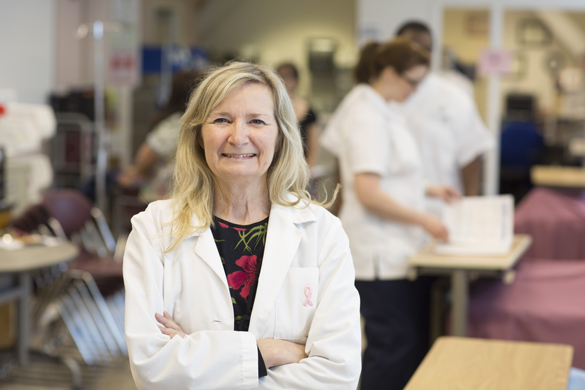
[193,228,229,290]
[248,204,302,337]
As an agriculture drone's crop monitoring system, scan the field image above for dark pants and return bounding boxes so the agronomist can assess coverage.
[356,277,434,390]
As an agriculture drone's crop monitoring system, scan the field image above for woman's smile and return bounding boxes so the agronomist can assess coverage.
[221,153,257,158]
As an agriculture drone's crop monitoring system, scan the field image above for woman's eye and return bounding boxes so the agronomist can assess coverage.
[250,119,266,125]
[213,118,229,124]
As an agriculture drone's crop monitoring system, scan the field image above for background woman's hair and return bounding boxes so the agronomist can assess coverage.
[149,70,202,131]
[395,20,431,36]
[353,41,381,84]
[168,61,334,252]
[353,38,430,84]
[275,62,299,80]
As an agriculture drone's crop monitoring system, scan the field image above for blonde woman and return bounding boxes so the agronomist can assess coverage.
[123,62,361,389]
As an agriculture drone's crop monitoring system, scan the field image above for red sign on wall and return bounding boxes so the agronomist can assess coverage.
[109,50,138,86]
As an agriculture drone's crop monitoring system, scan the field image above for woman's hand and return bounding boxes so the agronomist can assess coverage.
[257,339,308,368]
[426,185,461,204]
[117,167,142,188]
[420,214,449,241]
[155,311,187,339]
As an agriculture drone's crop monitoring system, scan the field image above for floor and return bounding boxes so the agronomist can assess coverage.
[0,353,137,390]
[0,318,366,390]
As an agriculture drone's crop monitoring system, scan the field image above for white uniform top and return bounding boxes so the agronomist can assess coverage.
[124,198,361,390]
[399,73,494,215]
[321,84,426,280]
[437,70,475,98]
[144,112,183,197]
[146,112,182,159]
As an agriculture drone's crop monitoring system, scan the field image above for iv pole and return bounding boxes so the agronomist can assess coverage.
[76,21,122,214]
[93,21,108,215]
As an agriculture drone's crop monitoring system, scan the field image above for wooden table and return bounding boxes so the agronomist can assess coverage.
[405,336,573,390]
[531,166,585,188]
[408,235,532,337]
[0,243,78,365]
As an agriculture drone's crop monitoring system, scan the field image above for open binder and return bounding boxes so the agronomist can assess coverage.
[434,195,514,256]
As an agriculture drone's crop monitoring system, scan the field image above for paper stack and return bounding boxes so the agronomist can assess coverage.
[434,195,514,256]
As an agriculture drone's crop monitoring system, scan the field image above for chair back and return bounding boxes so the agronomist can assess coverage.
[43,189,92,236]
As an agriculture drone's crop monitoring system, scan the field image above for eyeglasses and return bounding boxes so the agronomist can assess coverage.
[400,74,422,89]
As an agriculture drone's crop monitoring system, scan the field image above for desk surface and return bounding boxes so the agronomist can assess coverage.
[0,243,79,273]
[531,165,585,188]
[405,336,573,390]
[409,235,532,271]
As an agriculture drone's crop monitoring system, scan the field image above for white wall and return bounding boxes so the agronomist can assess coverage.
[55,0,84,90]
[501,10,579,113]
[53,0,141,166]
[0,0,56,104]
[142,0,198,46]
[357,0,433,44]
[358,0,585,50]
[358,1,585,116]
[197,0,357,99]
[55,0,101,89]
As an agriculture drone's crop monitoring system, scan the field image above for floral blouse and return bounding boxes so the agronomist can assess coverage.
[211,216,269,377]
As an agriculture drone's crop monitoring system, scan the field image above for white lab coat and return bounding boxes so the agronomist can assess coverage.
[123,198,361,390]
[400,73,495,216]
[320,84,426,281]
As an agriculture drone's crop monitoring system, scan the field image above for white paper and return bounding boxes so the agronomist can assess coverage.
[434,195,514,256]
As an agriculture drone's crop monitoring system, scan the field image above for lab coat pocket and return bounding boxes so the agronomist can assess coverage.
[275,268,319,343]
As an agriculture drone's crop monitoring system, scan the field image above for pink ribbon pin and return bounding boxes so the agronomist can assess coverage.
[303,285,313,307]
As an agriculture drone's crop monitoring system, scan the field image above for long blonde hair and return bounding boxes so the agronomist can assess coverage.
[168,61,330,251]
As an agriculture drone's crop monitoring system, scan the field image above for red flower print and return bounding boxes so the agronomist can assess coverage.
[234,227,246,232]
[219,221,229,228]
[227,255,258,300]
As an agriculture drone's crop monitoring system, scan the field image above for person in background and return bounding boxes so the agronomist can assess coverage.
[320,39,459,390]
[123,61,361,389]
[276,63,320,168]
[396,21,494,216]
[117,70,201,198]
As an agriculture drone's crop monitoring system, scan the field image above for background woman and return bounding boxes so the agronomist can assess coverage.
[320,39,459,390]
[276,63,320,168]
[117,70,201,198]
[123,61,361,389]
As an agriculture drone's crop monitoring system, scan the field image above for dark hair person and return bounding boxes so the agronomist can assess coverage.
[395,20,494,202]
[275,62,320,168]
[117,71,201,197]
[123,61,361,389]
[396,21,433,51]
[320,38,460,390]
